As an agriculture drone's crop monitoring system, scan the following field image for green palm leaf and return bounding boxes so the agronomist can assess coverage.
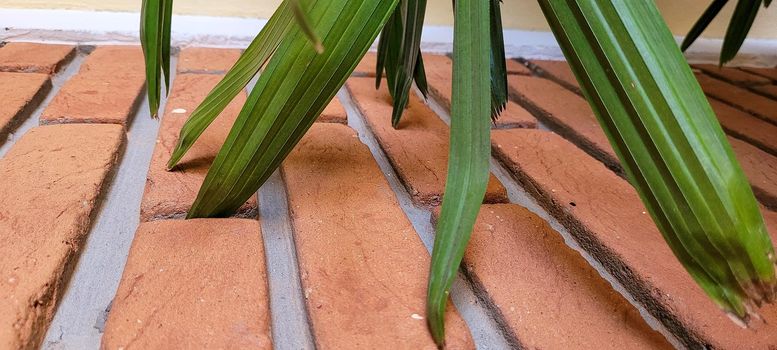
[539,0,775,320]
[426,0,491,345]
[187,0,400,218]
[721,0,762,65]
[681,0,728,52]
[140,0,173,116]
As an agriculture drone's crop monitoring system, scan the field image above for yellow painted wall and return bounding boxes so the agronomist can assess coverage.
[1,0,777,39]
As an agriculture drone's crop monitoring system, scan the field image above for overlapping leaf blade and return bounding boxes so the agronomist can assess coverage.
[539,0,775,321]
[187,0,400,218]
[488,0,507,118]
[426,0,491,345]
[167,0,294,169]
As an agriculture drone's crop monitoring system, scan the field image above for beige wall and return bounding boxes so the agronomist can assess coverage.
[1,0,776,39]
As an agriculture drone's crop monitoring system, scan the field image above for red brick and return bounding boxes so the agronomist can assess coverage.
[693,64,772,85]
[281,123,474,348]
[505,59,531,75]
[0,124,124,349]
[177,47,241,73]
[728,136,777,210]
[696,72,777,125]
[753,84,777,100]
[528,59,581,93]
[507,75,619,170]
[0,42,75,74]
[353,52,380,77]
[141,74,255,221]
[422,54,536,129]
[347,77,508,207]
[102,219,271,349]
[740,66,777,81]
[711,98,777,156]
[317,97,347,124]
[438,204,671,349]
[40,46,145,125]
[491,128,777,349]
[0,72,51,140]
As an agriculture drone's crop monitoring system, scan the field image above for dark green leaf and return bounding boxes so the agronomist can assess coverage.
[681,0,728,52]
[426,0,491,345]
[140,0,171,117]
[488,0,507,118]
[721,0,761,65]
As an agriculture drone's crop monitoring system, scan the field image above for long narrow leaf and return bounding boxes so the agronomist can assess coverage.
[389,0,428,127]
[167,0,294,169]
[488,0,507,118]
[539,0,775,321]
[721,0,761,65]
[426,0,491,345]
[681,0,728,52]
[187,0,400,218]
[140,0,171,117]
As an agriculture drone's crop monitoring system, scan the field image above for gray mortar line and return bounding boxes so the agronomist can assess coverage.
[41,55,175,350]
[247,73,316,350]
[257,170,317,350]
[419,88,686,350]
[338,88,513,350]
[0,52,85,158]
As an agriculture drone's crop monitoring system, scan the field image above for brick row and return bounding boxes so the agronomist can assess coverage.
[177,47,241,74]
[347,77,508,207]
[754,84,777,100]
[102,219,272,349]
[422,54,537,129]
[318,96,348,124]
[0,124,124,349]
[0,72,51,141]
[528,59,777,156]
[140,73,256,221]
[527,59,582,94]
[695,73,777,126]
[740,66,777,82]
[507,73,777,210]
[0,42,75,74]
[41,46,146,125]
[693,64,772,86]
[490,128,777,349]
[433,204,672,349]
[281,123,474,348]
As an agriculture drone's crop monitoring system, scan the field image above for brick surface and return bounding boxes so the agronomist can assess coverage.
[141,73,255,221]
[281,123,474,348]
[711,98,777,156]
[740,66,777,81]
[41,46,145,125]
[0,124,124,349]
[318,97,347,124]
[693,64,772,85]
[0,42,75,74]
[0,72,51,140]
[528,59,581,93]
[491,128,777,349]
[507,75,619,171]
[505,59,531,75]
[753,84,777,100]
[177,47,241,74]
[102,219,271,349]
[347,77,508,207]
[696,73,777,125]
[437,204,671,349]
[353,52,379,76]
[422,54,536,129]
